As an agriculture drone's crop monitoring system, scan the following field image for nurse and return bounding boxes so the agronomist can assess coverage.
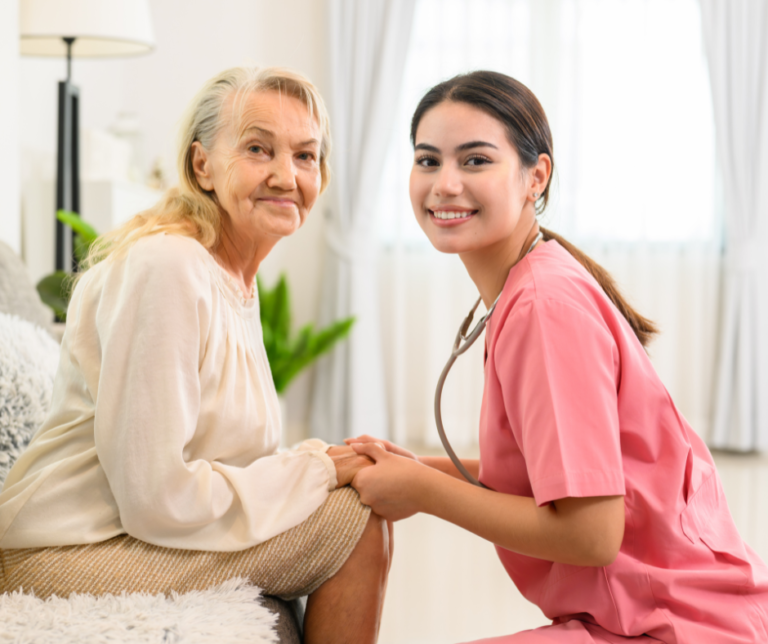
[348,70,768,642]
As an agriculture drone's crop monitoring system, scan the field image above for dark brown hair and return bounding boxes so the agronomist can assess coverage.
[411,71,657,347]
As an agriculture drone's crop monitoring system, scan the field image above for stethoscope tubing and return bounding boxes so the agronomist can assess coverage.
[433,231,543,488]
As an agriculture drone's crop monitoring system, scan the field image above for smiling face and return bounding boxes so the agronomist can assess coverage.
[192,90,322,245]
[409,100,540,256]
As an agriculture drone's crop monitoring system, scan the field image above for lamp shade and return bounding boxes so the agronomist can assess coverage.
[20,0,154,57]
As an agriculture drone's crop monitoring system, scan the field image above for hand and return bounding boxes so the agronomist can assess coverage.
[327,445,357,458]
[349,442,429,521]
[344,435,419,462]
[331,448,375,488]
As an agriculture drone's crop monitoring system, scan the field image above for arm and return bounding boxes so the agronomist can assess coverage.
[345,435,478,481]
[351,444,624,567]
[352,300,628,567]
[419,456,479,481]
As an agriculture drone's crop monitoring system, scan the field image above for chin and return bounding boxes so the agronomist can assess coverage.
[428,238,472,255]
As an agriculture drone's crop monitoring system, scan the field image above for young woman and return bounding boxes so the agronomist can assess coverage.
[348,71,768,642]
[0,67,388,644]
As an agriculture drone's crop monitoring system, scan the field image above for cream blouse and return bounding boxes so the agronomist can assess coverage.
[0,233,337,550]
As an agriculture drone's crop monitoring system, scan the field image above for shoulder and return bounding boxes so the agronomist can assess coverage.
[502,240,613,323]
[491,240,617,347]
[102,233,215,298]
[76,234,216,317]
[126,233,211,274]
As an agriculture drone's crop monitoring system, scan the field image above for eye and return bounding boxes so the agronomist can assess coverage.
[248,144,265,154]
[465,155,491,167]
[415,154,439,167]
[297,151,317,162]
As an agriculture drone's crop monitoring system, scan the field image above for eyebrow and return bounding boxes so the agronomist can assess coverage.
[414,141,499,153]
[242,126,319,148]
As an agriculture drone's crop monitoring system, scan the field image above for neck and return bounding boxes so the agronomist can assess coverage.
[459,207,540,309]
[213,215,277,298]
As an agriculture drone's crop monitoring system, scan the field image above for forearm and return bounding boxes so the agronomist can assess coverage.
[419,456,479,481]
[415,466,623,566]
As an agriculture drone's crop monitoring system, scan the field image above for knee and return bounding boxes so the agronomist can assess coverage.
[358,512,392,576]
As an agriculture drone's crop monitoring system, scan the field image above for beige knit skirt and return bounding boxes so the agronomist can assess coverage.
[0,486,370,601]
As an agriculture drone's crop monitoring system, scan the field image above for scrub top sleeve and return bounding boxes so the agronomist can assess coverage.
[494,299,625,506]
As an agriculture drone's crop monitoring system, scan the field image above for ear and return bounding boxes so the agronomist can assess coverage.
[529,153,552,201]
[191,141,215,191]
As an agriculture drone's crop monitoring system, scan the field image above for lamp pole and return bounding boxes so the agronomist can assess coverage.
[55,36,79,272]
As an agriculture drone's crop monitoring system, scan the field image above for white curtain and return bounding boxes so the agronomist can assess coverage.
[377,0,722,448]
[310,0,417,443]
[700,0,768,452]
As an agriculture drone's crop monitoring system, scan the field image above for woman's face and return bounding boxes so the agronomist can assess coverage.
[193,90,322,243]
[409,100,534,255]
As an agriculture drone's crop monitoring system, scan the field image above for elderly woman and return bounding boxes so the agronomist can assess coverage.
[0,67,389,644]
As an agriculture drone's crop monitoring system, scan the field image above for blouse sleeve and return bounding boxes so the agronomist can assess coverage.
[92,238,336,550]
[494,299,626,506]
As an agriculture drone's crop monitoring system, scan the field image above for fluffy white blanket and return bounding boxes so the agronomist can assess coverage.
[0,577,278,644]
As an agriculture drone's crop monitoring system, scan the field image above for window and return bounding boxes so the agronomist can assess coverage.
[377,0,719,246]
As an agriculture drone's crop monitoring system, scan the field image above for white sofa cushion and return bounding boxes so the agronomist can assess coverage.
[0,312,60,485]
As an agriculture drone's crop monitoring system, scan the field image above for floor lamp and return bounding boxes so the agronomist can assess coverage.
[19,0,154,272]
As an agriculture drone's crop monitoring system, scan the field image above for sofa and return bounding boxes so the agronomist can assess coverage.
[0,239,304,643]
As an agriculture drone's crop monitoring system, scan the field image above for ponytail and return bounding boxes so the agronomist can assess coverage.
[540,228,658,348]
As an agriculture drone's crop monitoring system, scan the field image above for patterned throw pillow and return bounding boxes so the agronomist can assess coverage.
[0,313,60,486]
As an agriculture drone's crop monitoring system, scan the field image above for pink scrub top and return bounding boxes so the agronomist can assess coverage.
[473,240,768,643]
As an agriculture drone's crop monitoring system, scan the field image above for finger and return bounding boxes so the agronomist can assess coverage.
[345,435,382,445]
[351,441,389,462]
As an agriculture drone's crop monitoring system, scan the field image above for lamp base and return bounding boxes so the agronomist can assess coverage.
[56,79,80,273]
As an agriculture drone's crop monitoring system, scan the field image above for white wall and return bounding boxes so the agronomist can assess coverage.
[1,0,20,253]
[19,0,331,440]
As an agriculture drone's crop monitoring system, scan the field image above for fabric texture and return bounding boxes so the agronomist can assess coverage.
[0,233,337,550]
[310,0,416,443]
[0,485,369,602]
[0,313,60,486]
[477,240,768,642]
[0,240,53,331]
[0,577,279,644]
[700,0,768,451]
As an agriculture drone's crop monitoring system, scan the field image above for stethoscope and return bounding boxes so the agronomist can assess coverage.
[433,231,543,488]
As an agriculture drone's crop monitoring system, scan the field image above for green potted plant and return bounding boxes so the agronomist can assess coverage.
[36,210,98,322]
[37,211,355,401]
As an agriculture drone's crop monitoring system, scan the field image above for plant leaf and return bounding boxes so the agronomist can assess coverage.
[256,273,355,394]
[73,235,91,264]
[273,317,356,392]
[270,275,291,342]
[57,210,98,242]
[36,271,72,321]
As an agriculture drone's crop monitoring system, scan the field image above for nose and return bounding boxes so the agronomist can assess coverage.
[267,153,297,191]
[433,162,462,198]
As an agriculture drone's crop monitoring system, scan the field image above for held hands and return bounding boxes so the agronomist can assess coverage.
[348,442,428,522]
[327,445,375,488]
[344,435,419,462]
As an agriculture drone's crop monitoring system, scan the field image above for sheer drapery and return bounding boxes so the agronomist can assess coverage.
[310,0,417,442]
[377,0,722,447]
[700,0,768,452]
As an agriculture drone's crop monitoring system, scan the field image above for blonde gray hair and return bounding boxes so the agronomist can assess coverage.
[81,66,331,272]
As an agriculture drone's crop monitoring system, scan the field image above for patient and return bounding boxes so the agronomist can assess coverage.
[0,66,389,644]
